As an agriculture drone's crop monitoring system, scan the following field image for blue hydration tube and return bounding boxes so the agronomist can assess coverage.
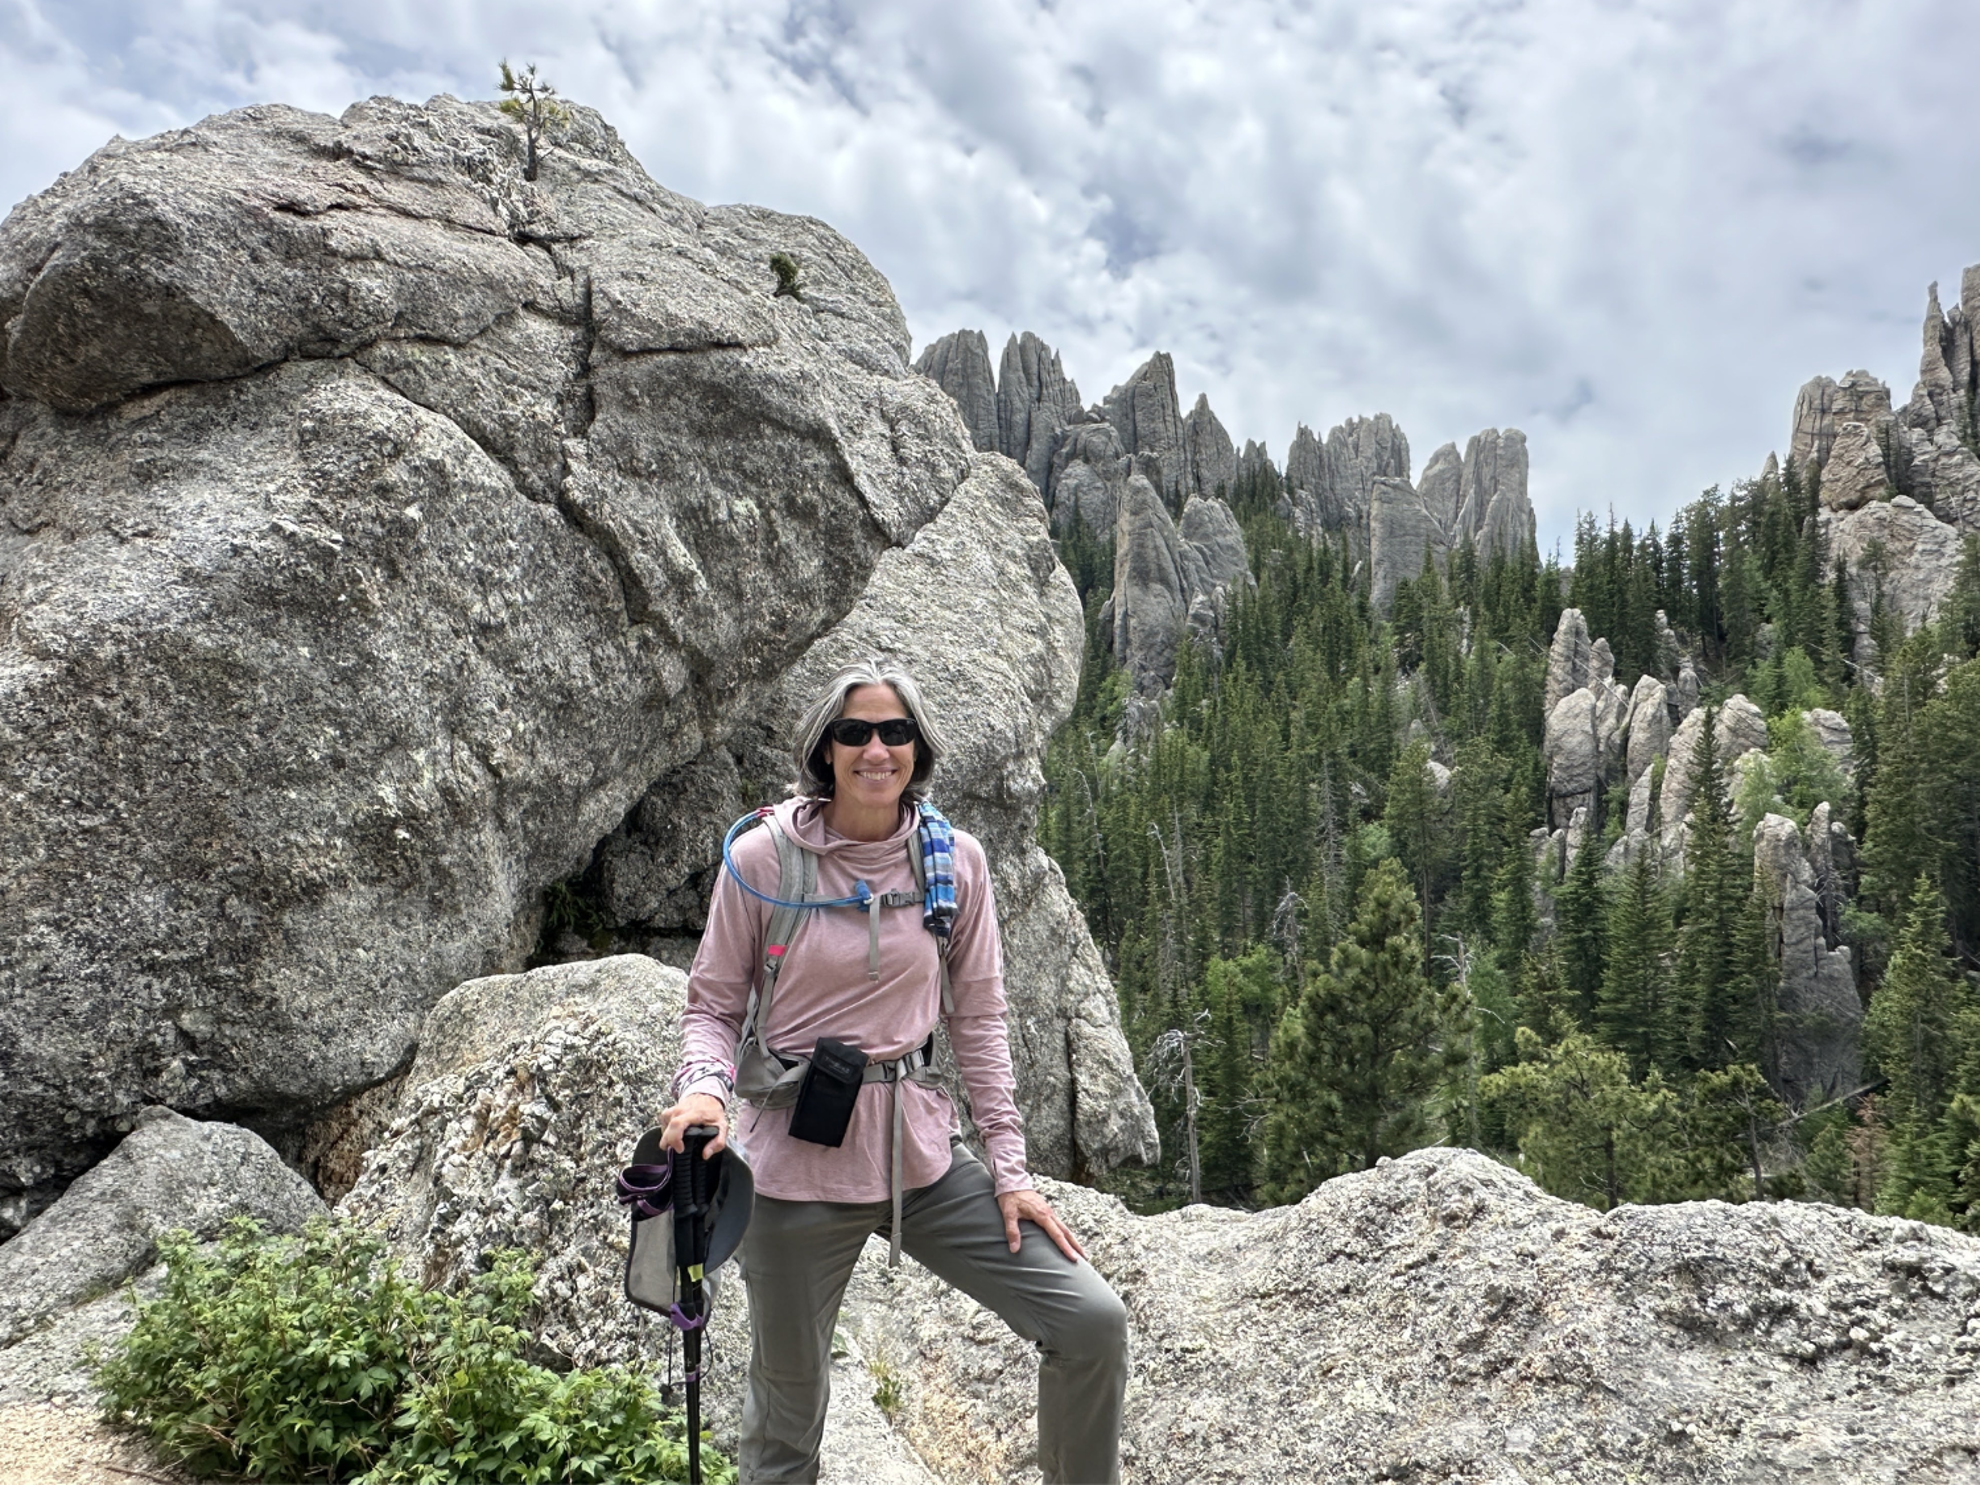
[721,810,873,912]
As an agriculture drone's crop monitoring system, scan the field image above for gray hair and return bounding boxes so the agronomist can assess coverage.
[791,657,948,801]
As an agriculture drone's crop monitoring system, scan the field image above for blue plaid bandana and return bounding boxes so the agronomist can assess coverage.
[916,801,958,940]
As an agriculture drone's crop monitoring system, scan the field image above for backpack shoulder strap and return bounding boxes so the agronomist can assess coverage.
[735,816,818,1059]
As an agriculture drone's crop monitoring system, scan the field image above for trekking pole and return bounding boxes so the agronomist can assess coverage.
[673,1125,717,1485]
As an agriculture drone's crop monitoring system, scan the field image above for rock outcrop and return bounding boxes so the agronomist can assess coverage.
[1820,495,1965,652]
[338,962,1980,1485]
[912,330,999,453]
[0,1109,324,1407]
[1790,267,1980,663]
[1367,430,1536,612]
[0,95,1009,1202]
[1791,368,1894,472]
[1452,427,1536,557]
[1110,476,1191,700]
[1753,814,1863,1105]
[1656,694,1769,871]
[1541,610,1629,836]
[1107,478,1254,706]
[842,1147,1980,1484]
[995,331,1082,495]
[1101,352,1193,506]
[1181,392,1235,501]
[1044,415,1130,534]
[1367,475,1449,613]
[1284,414,1410,547]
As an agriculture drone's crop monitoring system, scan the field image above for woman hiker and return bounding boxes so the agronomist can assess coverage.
[659,657,1128,1484]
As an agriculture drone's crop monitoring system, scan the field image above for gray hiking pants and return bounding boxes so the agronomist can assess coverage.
[739,1144,1127,1484]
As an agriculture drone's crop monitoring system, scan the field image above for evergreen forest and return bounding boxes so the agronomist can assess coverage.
[1039,459,1980,1230]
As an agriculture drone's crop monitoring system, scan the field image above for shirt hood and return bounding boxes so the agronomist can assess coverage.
[772,794,918,865]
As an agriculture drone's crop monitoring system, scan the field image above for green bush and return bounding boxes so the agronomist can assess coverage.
[93,1216,730,1484]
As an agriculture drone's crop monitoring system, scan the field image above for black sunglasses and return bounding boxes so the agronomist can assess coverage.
[827,716,919,748]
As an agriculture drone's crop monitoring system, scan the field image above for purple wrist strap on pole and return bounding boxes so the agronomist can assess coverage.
[616,1163,674,1219]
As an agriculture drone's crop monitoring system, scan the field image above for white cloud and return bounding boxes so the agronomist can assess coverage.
[3,0,1978,546]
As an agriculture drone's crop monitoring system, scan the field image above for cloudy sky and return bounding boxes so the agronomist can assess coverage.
[5,0,1977,547]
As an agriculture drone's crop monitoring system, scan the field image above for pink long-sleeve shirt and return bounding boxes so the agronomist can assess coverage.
[678,796,1033,1200]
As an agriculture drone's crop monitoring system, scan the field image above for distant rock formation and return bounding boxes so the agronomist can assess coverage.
[1788,265,1980,664]
[1046,415,1132,534]
[1753,811,1863,1106]
[996,330,1083,493]
[1103,351,1194,506]
[1182,392,1236,501]
[1366,430,1537,613]
[911,334,1534,622]
[912,329,999,452]
[1539,605,1862,1112]
[1284,414,1410,547]
[1103,479,1253,706]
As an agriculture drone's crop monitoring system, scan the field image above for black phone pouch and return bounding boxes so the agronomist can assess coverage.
[787,1037,868,1147]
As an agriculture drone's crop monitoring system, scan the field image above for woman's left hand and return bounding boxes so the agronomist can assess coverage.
[997,1188,1086,1262]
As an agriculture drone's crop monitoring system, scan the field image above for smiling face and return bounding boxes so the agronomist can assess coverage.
[826,683,917,819]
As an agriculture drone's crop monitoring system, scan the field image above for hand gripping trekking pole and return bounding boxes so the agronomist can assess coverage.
[673,1125,717,1485]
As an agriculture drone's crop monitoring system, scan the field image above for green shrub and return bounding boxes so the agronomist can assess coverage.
[93,1216,730,1483]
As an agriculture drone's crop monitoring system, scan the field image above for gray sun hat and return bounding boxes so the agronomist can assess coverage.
[618,1126,754,1314]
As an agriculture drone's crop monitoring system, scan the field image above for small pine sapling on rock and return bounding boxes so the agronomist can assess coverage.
[498,60,571,182]
[769,252,805,299]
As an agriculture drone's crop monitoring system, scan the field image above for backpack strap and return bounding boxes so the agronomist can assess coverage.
[733,816,818,1075]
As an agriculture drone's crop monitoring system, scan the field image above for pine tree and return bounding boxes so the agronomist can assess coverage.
[1675,707,1753,1068]
[1554,836,1607,1027]
[1598,849,1676,1077]
[1480,1028,1682,1210]
[1864,877,1975,1222]
[1257,859,1465,1200]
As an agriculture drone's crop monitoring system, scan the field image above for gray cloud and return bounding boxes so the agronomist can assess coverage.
[3,0,1977,546]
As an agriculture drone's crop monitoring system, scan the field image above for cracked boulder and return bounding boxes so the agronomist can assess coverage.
[0,94,976,1196]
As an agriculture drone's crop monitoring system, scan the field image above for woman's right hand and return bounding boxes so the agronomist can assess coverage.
[658,1093,729,1157]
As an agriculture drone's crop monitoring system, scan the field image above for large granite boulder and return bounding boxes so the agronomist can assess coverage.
[912,330,999,453]
[995,331,1082,496]
[1753,814,1863,1106]
[336,955,953,1481]
[1817,419,1891,511]
[838,1147,1980,1483]
[0,95,978,1200]
[1623,674,1672,786]
[0,1109,324,1408]
[1544,607,1594,716]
